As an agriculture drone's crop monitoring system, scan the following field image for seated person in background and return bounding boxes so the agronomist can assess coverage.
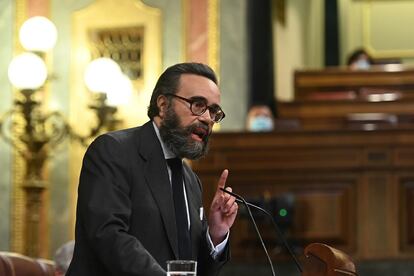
[54,240,74,276]
[246,104,275,132]
[346,48,374,70]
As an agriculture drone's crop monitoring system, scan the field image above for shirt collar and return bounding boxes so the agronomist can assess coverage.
[152,120,176,159]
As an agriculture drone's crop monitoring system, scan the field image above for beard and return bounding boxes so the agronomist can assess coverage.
[159,105,211,160]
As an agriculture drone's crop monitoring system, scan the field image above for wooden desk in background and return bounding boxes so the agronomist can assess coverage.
[277,66,414,131]
[294,66,414,101]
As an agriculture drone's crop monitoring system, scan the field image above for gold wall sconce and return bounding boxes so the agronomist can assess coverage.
[1,16,132,257]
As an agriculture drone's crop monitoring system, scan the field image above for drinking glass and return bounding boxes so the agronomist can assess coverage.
[166,260,197,276]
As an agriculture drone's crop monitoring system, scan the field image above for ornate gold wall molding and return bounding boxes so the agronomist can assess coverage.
[362,0,414,58]
[208,0,220,131]
[181,0,188,62]
[208,0,219,75]
[69,0,162,232]
[11,0,28,255]
[11,0,53,257]
[88,26,145,80]
[183,0,220,70]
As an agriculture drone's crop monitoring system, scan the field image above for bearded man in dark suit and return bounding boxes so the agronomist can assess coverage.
[67,62,238,276]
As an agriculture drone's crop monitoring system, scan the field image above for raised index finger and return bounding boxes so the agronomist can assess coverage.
[216,169,229,192]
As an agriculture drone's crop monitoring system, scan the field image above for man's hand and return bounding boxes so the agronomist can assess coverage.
[208,169,238,246]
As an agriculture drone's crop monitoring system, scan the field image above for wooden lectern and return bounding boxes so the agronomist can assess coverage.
[302,243,357,276]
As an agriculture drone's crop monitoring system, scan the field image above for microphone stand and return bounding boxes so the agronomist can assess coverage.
[220,188,276,275]
[221,188,303,274]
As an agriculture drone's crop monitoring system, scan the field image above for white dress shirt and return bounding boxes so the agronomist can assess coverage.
[152,121,228,258]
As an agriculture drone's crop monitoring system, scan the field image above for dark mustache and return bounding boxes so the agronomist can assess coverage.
[188,122,210,133]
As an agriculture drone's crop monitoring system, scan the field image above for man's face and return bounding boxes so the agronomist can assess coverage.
[158,74,221,160]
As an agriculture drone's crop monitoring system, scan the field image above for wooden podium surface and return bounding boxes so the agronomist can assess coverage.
[191,128,414,262]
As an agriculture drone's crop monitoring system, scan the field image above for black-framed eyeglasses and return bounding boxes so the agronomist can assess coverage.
[164,93,225,123]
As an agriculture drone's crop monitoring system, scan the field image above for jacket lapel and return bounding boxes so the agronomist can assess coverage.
[139,122,179,259]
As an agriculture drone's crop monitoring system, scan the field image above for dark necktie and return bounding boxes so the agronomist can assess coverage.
[167,158,192,259]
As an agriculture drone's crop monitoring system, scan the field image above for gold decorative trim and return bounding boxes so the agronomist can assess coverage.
[69,0,163,234]
[207,0,219,75]
[208,0,221,131]
[182,0,219,67]
[362,0,414,58]
[11,0,27,254]
[12,0,53,257]
[182,0,188,61]
[88,26,145,80]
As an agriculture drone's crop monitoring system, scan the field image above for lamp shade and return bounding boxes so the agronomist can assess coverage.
[8,52,48,90]
[84,57,122,93]
[19,16,58,52]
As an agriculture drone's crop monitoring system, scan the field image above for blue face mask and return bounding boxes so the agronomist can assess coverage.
[355,59,371,70]
[249,116,274,132]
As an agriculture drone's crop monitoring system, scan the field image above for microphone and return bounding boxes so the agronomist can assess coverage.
[220,188,303,274]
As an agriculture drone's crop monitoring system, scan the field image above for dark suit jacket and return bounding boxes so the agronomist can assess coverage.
[66,121,229,276]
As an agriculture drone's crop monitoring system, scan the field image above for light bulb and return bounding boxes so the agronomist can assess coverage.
[84,58,122,93]
[19,16,58,52]
[106,74,133,106]
[8,52,48,90]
